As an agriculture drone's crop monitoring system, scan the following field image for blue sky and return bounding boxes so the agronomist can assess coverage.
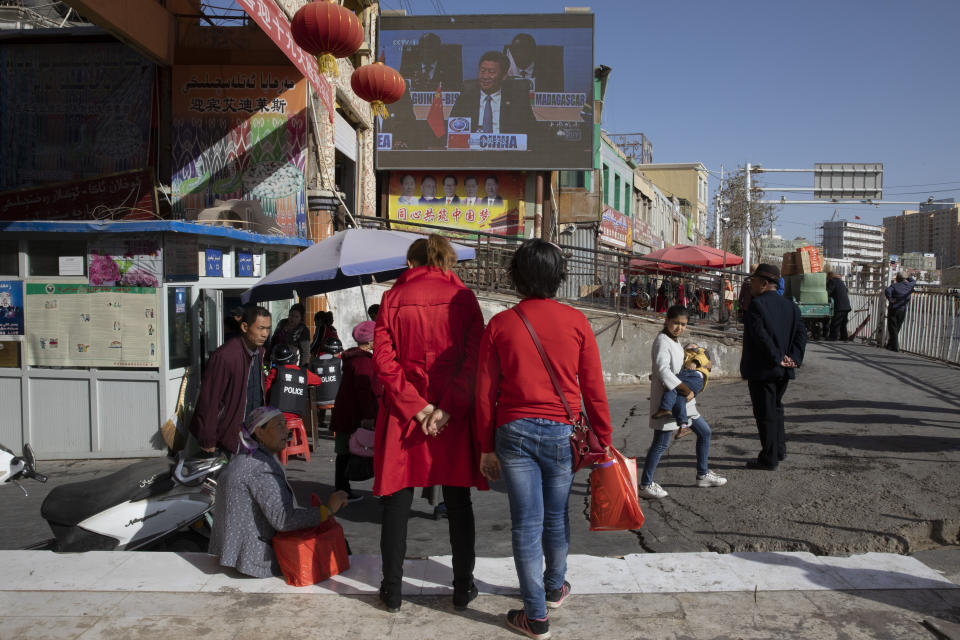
[383,0,960,242]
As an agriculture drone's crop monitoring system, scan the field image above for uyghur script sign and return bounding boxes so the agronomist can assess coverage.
[0,170,155,221]
[236,0,334,122]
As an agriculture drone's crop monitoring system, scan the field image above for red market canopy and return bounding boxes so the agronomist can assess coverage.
[629,244,743,273]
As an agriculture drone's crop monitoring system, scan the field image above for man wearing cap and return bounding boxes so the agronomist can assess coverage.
[740,264,807,470]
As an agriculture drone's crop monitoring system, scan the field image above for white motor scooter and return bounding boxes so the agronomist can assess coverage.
[2,442,226,552]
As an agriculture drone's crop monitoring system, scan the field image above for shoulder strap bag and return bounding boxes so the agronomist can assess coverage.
[513,306,605,472]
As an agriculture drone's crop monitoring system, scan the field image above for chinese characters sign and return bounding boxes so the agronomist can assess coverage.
[172,66,308,238]
[387,171,524,237]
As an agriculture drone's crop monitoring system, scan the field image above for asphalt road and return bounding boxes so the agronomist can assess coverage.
[3,342,958,558]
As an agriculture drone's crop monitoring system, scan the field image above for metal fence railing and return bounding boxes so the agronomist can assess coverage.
[353,216,747,331]
[847,288,960,365]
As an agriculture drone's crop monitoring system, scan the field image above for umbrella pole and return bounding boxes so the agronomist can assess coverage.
[358,277,368,314]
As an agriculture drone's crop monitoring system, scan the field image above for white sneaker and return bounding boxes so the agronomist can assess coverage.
[696,471,727,487]
[638,482,668,499]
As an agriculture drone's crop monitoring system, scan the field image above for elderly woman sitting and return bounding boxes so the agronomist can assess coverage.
[210,406,347,578]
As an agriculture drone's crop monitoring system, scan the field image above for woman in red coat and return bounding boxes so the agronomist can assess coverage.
[373,234,486,613]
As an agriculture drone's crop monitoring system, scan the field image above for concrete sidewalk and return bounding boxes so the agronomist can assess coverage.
[3,549,959,639]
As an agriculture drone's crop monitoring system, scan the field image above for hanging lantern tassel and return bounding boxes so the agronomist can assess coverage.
[351,61,405,120]
[370,100,389,118]
[317,53,339,78]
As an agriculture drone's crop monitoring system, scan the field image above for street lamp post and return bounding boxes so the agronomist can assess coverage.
[745,163,752,271]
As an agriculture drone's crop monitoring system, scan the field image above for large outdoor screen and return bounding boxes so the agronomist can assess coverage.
[377,13,594,171]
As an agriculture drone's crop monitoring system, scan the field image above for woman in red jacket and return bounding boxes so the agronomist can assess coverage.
[373,234,486,613]
[476,239,613,640]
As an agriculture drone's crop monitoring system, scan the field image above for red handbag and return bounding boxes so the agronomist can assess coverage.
[272,516,350,587]
[513,307,606,472]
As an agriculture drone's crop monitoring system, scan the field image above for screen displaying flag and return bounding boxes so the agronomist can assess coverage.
[427,84,445,138]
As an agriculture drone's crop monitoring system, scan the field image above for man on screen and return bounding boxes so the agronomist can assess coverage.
[398,174,418,204]
[505,33,564,93]
[419,175,440,203]
[449,51,537,136]
[463,176,479,205]
[482,175,504,206]
[441,175,461,204]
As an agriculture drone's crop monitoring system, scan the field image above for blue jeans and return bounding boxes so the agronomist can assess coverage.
[496,418,575,621]
[659,369,704,425]
[640,416,712,487]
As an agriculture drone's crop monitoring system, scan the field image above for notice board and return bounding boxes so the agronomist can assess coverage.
[25,283,161,368]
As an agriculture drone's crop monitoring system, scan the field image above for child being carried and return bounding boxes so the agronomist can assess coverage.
[653,342,711,430]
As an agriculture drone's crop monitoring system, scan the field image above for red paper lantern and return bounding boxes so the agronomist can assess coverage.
[351,62,405,118]
[291,0,364,77]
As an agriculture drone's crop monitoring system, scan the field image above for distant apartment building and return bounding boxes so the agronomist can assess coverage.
[900,252,937,271]
[884,200,960,269]
[822,220,884,262]
[635,163,709,245]
[758,228,813,263]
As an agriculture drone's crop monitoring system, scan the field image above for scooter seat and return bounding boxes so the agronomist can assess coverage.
[41,458,176,526]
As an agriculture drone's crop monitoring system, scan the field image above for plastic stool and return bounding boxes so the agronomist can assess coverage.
[280,416,311,465]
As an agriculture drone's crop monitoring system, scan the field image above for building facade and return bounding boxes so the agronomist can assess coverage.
[635,162,709,245]
[822,220,884,262]
[884,202,960,269]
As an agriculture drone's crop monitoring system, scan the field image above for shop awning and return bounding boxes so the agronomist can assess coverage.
[0,220,311,247]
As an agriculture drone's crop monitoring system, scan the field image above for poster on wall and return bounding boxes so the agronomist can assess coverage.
[25,283,161,368]
[0,280,24,335]
[0,43,154,191]
[388,171,524,237]
[172,66,308,238]
[0,170,156,222]
[600,206,632,250]
[377,13,594,170]
[88,238,162,288]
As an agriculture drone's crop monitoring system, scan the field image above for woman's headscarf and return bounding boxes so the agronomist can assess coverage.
[238,406,284,455]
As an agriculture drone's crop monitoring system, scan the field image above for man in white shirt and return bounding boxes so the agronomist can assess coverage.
[483,175,504,206]
[463,176,479,205]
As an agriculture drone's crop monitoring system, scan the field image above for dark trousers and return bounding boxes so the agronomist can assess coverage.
[334,453,351,493]
[829,310,849,341]
[380,485,475,593]
[887,307,906,351]
[747,378,789,467]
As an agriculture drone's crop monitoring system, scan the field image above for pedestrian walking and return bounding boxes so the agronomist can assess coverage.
[372,234,486,613]
[475,239,613,640]
[884,273,916,352]
[639,305,726,500]
[826,272,852,341]
[740,264,807,470]
[190,305,271,455]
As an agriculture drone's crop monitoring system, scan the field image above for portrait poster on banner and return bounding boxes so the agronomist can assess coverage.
[171,67,308,238]
[377,13,594,170]
[388,171,524,237]
[87,238,162,288]
[24,283,161,368]
[0,281,24,336]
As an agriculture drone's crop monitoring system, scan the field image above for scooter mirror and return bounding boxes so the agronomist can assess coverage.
[23,443,35,469]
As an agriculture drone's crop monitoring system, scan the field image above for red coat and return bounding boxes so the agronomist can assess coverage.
[372,266,487,496]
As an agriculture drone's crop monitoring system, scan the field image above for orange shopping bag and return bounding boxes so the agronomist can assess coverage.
[589,448,645,531]
[272,516,350,587]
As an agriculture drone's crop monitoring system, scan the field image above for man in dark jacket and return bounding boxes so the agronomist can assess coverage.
[884,273,916,352]
[448,51,537,137]
[190,305,272,455]
[740,264,807,470]
[826,272,852,341]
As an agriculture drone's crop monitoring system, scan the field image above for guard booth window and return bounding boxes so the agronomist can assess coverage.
[0,238,18,275]
[28,238,88,276]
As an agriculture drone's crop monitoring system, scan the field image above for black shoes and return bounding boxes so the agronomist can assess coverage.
[379,584,401,613]
[453,581,479,610]
[745,460,778,471]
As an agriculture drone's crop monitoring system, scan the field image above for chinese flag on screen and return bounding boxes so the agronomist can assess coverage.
[855,215,861,219]
[427,83,445,138]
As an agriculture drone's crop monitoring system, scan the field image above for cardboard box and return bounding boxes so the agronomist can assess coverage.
[797,246,822,273]
[782,252,798,276]
[797,249,813,274]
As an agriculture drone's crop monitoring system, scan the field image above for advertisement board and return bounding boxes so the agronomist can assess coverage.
[0,170,156,222]
[171,66,308,238]
[388,171,523,237]
[25,283,161,368]
[0,280,23,336]
[88,238,162,288]
[600,206,632,250]
[0,43,154,191]
[377,13,594,170]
